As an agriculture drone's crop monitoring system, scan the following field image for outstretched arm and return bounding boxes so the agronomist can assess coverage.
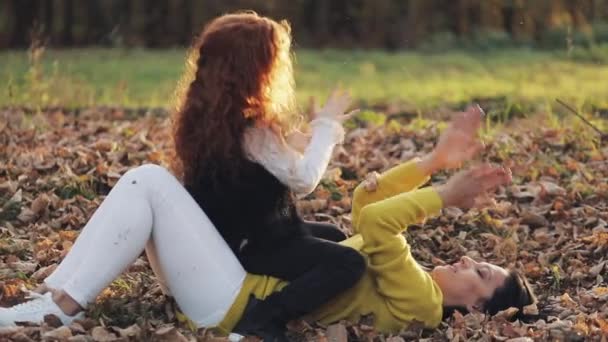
[357,164,512,327]
[350,157,436,230]
[351,105,485,231]
[244,89,356,195]
[244,118,344,195]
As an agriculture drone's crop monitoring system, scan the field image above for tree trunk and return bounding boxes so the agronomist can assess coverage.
[0,0,17,48]
[455,0,471,35]
[128,0,147,46]
[480,0,504,32]
[405,0,428,46]
[566,0,590,31]
[167,0,189,45]
[313,0,330,46]
[71,0,89,44]
[511,0,536,42]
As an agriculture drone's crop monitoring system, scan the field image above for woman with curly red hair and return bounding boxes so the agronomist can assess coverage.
[170,11,366,339]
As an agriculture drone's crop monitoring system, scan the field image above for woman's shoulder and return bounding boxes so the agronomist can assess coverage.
[244,123,283,141]
[243,124,288,159]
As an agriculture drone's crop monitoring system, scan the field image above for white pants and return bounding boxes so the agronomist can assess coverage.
[44,164,246,327]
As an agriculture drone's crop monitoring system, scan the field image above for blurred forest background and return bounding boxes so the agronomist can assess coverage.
[2,0,608,50]
[2,1,608,109]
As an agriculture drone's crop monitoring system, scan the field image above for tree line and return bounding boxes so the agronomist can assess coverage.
[1,0,607,50]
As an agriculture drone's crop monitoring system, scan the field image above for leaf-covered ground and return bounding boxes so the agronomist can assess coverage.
[1,107,607,341]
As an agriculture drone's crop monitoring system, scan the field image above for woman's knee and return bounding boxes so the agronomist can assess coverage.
[124,164,171,180]
[305,222,347,242]
[119,164,178,200]
[324,228,347,242]
[334,247,367,283]
[123,164,175,187]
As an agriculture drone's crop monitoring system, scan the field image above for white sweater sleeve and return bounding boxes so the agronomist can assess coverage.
[243,118,344,195]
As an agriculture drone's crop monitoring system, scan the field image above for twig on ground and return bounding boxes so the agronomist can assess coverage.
[555,98,606,137]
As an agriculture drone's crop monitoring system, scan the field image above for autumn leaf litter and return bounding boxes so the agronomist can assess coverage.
[1,108,607,341]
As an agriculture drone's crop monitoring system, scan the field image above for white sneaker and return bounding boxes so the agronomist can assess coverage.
[0,292,84,327]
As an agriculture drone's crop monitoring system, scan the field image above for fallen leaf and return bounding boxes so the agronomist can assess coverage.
[42,326,72,340]
[113,324,141,338]
[91,326,118,342]
[155,325,189,342]
[0,326,25,337]
[325,323,348,342]
[31,194,50,215]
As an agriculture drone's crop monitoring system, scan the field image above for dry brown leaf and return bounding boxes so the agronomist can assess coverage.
[113,324,141,338]
[505,338,533,342]
[93,139,113,152]
[9,261,38,274]
[91,326,118,342]
[154,325,189,342]
[297,199,327,214]
[68,322,86,335]
[325,323,348,342]
[520,212,548,228]
[0,326,25,337]
[523,303,539,316]
[17,208,37,223]
[362,171,379,192]
[31,264,58,281]
[31,194,50,215]
[42,326,73,340]
[494,307,519,321]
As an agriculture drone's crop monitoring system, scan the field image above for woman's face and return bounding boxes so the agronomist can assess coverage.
[431,256,509,310]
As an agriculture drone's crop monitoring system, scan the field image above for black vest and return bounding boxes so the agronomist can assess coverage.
[186,159,304,253]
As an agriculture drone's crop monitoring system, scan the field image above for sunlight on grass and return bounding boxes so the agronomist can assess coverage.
[1,48,607,111]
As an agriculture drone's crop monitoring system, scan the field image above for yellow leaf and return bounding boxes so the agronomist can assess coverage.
[35,238,54,251]
[78,174,90,182]
[595,317,608,335]
[573,321,589,336]
[59,230,78,242]
[593,287,608,296]
[148,151,164,163]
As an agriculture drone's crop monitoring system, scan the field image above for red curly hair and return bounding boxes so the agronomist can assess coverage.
[171,11,297,185]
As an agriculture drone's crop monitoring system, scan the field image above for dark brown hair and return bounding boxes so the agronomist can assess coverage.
[483,270,536,319]
[443,270,537,321]
[170,11,297,185]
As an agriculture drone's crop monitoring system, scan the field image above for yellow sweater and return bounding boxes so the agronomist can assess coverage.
[214,159,444,335]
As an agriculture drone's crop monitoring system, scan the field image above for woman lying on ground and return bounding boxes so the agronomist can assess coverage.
[0,113,535,340]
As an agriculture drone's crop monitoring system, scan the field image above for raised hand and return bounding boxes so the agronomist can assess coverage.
[431,105,485,170]
[313,88,359,123]
[437,164,512,209]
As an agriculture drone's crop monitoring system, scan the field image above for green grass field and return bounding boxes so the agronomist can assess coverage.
[1,48,608,112]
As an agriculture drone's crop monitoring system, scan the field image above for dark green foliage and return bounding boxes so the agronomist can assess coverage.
[2,0,608,50]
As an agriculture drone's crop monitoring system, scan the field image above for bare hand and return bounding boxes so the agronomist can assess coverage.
[437,164,512,209]
[313,88,359,123]
[432,105,485,170]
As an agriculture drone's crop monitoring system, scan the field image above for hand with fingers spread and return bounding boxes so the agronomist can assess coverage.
[313,88,359,123]
[431,104,485,170]
[436,164,512,209]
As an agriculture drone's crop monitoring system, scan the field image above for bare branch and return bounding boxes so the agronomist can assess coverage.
[555,99,605,137]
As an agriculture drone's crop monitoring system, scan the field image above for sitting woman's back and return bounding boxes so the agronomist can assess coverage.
[171,11,366,340]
